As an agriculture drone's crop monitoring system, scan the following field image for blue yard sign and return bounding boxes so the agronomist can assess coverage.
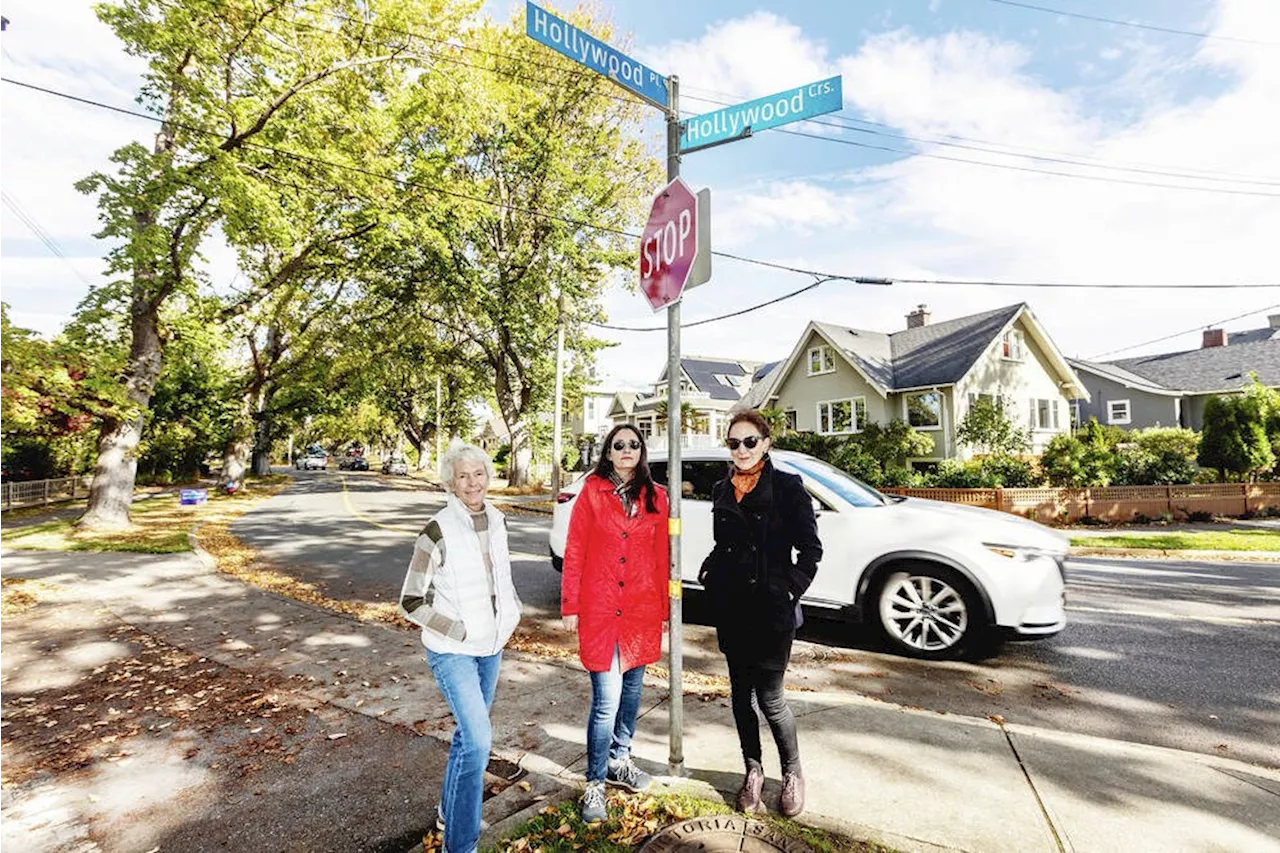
[681,76,843,152]
[525,1,668,110]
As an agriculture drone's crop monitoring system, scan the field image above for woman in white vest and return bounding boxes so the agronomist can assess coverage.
[399,441,521,853]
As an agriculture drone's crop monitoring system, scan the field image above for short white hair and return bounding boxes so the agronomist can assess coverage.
[439,440,494,490]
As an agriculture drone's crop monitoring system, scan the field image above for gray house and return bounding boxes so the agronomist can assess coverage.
[743,303,1087,464]
[1069,321,1280,431]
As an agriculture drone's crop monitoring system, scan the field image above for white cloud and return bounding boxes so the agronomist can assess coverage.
[1,0,151,335]
[648,11,834,104]
[591,0,1280,387]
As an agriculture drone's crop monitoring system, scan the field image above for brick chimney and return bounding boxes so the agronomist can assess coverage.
[906,304,931,329]
[1202,328,1227,348]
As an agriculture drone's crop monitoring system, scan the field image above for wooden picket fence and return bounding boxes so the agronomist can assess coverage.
[1,475,94,511]
[878,482,1280,524]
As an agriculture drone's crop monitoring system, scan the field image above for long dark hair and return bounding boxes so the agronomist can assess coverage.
[594,424,659,514]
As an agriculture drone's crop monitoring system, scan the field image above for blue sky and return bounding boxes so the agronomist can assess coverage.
[3,0,1278,390]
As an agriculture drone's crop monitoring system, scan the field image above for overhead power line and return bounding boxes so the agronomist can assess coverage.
[5,75,1279,340]
[1,189,98,288]
[1088,302,1280,360]
[284,5,1280,197]
[679,90,1280,189]
[981,0,1280,46]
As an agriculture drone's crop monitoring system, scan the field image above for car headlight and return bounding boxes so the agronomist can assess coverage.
[984,544,1061,563]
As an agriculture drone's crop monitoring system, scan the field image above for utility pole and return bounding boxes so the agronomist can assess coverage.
[551,289,566,494]
[435,374,443,474]
[664,75,684,779]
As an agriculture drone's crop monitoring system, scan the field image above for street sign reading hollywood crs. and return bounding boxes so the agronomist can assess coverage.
[639,178,699,312]
[681,76,843,152]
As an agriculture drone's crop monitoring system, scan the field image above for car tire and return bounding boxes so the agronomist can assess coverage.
[872,562,984,660]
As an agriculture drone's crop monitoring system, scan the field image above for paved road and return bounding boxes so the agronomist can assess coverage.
[236,470,1280,768]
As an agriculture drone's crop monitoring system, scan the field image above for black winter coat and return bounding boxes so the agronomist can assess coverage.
[698,458,823,666]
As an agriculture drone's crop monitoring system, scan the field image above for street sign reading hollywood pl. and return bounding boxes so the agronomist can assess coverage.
[639,178,699,312]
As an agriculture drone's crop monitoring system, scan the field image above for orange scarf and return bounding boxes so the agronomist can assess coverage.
[732,459,766,502]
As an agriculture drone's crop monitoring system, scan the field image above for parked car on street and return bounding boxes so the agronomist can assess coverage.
[347,455,369,471]
[382,457,408,476]
[295,451,328,470]
[548,448,1067,660]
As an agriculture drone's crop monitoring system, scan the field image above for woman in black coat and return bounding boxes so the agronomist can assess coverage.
[698,409,822,817]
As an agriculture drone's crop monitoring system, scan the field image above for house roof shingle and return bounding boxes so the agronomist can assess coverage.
[1111,339,1280,393]
[815,304,1024,390]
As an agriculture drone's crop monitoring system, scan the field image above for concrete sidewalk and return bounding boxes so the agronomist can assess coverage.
[2,546,1277,853]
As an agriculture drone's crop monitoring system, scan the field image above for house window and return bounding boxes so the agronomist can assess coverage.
[1029,398,1060,430]
[817,397,867,434]
[1071,400,1082,429]
[585,399,595,420]
[636,419,653,439]
[807,345,836,376]
[1001,329,1025,361]
[784,409,797,432]
[714,374,743,387]
[906,391,942,429]
[1108,399,1131,425]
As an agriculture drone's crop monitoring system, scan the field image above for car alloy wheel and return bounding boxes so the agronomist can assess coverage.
[876,565,977,659]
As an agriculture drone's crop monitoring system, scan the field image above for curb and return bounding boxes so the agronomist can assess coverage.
[1068,546,1280,562]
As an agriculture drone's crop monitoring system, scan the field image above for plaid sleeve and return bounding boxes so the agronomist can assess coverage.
[398,519,466,641]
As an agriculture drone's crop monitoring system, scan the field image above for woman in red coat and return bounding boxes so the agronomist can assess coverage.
[561,423,669,823]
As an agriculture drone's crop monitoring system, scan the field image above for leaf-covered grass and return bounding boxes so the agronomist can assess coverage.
[455,791,894,853]
[0,577,63,615]
[0,479,288,554]
[1071,530,1280,552]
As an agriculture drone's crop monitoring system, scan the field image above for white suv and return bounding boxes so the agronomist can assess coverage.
[549,448,1067,660]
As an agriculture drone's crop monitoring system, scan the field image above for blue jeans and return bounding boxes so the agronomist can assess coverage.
[427,649,503,853]
[586,646,646,783]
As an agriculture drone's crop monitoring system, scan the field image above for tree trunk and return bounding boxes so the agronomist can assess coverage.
[78,290,163,529]
[251,383,275,477]
[506,420,531,487]
[222,433,252,486]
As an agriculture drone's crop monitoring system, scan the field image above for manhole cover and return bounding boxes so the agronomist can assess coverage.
[640,815,813,852]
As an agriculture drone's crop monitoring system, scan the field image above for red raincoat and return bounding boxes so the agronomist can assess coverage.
[561,474,670,672]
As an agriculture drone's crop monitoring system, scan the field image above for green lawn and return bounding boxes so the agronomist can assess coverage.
[1,479,288,554]
[1071,530,1280,552]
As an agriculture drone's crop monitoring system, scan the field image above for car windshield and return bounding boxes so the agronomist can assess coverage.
[777,456,887,508]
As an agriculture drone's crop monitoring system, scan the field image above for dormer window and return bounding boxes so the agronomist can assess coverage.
[1002,329,1025,361]
[807,345,836,376]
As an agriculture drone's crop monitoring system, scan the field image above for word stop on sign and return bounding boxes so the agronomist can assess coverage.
[640,209,693,278]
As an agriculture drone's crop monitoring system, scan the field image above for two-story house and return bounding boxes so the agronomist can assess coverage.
[1069,319,1280,430]
[742,303,1086,465]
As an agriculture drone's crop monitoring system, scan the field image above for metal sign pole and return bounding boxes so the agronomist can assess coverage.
[665,75,684,778]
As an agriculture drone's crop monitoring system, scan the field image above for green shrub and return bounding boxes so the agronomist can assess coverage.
[1115,427,1200,485]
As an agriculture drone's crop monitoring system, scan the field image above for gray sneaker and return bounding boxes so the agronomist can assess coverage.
[581,780,608,823]
[607,756,652,792]
[436,805,488,833]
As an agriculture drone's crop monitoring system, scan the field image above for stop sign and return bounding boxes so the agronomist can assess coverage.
[639,177,699,312]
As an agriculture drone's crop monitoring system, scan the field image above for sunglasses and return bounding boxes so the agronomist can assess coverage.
[612,439,642,451]
[726,435,764,451]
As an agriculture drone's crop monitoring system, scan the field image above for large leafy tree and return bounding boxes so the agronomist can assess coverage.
[75,0,471,528]
[392,9,661,485]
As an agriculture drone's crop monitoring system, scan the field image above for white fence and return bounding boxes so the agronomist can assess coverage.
[1,475,94,511]
[643,434,722,452]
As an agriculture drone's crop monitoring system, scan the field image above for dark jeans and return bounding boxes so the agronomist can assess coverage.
[727,658,800,774]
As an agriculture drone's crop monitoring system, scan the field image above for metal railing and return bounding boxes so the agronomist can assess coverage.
[1,475,94,512]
